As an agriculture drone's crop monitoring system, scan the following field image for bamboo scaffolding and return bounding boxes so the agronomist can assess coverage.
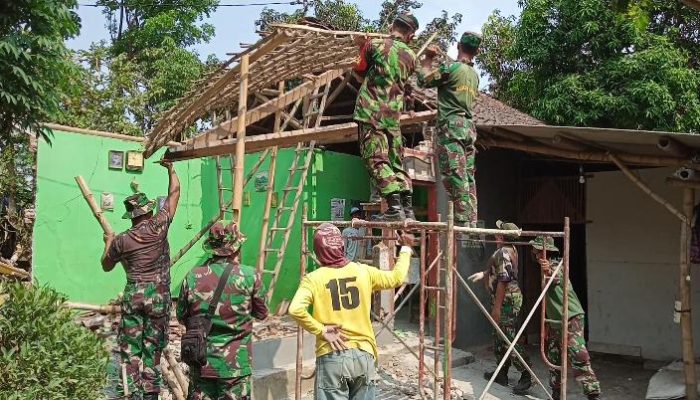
[65,301,121,314]
[74,176,114,235]
[232,54,250,224]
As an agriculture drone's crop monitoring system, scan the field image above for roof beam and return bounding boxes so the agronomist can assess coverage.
[681,0,700,11]
[165,110,436,161]
[186,69,345,149]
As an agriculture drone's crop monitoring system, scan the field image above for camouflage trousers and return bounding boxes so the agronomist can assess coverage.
[188,374,252,400]
[119,281,171,397]
[358,123,411,196]
[436,120,477,227]
[493,290,531,372]
[546,315,601,396]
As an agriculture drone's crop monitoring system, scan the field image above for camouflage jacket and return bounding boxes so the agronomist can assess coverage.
[176,260,268,378]
[353,36,417,131]
[417,60,479,128]
[486,245,520,295]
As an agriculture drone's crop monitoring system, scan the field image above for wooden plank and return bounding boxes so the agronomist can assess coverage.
[165,110,436,161]
[232,54,250,224]
[187,69,344,148]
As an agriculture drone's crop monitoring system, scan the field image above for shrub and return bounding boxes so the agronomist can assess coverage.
[0,282,109,400]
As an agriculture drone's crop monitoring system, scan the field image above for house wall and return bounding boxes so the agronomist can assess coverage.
[587,167,700,360]
[33,129,369,307]
[453,149,522,350]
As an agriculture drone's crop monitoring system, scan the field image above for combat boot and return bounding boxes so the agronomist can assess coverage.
[483,360,510,387]
[376,193,405,221]
[369,186,382,203]
[551,389,561,400]
[142,394,159,400]
[512,370,533,394]
[400,191,416,221]
[587,394,601,400]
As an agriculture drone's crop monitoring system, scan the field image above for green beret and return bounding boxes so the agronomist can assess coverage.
[395,12,419,32]
[460,31,482,49]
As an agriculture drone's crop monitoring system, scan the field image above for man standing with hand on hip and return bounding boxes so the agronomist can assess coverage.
[289,223,415,399]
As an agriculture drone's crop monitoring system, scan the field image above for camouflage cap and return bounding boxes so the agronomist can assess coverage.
[203,220,247,257]
[495,219,520,239]
[394,12,419,32]
[529,236,559,252]
[460,31,482,49]
[122,192,155,219]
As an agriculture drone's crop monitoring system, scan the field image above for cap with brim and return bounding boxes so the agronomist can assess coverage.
[529,236,559,252]
[496,219,520,239]
[122,193,156,219]
[203,220,247,257]
[394,13,419,32]
[460,31,482,49]
[350,207,361,215]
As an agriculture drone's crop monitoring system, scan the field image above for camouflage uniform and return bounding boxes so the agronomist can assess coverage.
[177,221,269,400]
[354,36,416,196]
[486,244,531,372]
[529,237,600,398]
[417,33,481,227]
[105,194,173,398]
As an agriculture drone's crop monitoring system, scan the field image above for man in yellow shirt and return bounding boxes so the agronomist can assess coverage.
[289,223,414,399]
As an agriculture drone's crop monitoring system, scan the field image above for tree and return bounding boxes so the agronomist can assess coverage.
[479,0,700,132]
[0,0,81,218]
[56,0,221,134]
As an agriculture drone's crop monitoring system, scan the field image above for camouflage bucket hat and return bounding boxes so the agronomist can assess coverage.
[529,236,559,252]
[203,220,247,257]
[460,31,482,49]
[395,12,419,32]
[122,193,155,219]
[496,219,520,239]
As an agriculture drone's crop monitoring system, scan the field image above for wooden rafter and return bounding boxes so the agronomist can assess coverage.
[164,110,436,161]
[186,69,345,149]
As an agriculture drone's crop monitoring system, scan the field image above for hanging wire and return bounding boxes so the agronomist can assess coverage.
[78,1,303,7]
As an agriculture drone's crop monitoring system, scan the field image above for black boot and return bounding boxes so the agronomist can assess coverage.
[377,193,405,221]
[587,394,601,400]
[551,389,561,400]
[512,371,533,394]
[483,361,510,387]
[400,191,416,221]
[142,394,159,400]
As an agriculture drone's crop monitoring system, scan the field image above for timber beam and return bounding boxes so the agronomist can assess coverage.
[164,110,436,161]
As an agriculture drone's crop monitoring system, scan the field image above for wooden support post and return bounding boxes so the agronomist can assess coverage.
[232,54,249,224]
[74,176,113,235]
[295,205,309,400]
[681,187,698,400]
[164,348,188,395]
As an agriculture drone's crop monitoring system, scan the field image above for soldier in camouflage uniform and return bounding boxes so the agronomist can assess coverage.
[177,221,269,400]
[102,160,181,400]
[417,32,482,228]
[469,221,533,395]
[530,236,601,400]
[353,12,419,221]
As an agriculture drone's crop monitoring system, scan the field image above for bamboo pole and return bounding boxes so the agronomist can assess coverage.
[561,217,570,400]
[609,154,688,223]
[162,363,186,400]
[164,348,188,394]
[74,176,114,235]
[443,202,454,400]
[232,54,250,224]
[681,187,698,400]
[0,261,30,279]
[295,205,308,400]
[121,364,129,397]
[65,301,121,314]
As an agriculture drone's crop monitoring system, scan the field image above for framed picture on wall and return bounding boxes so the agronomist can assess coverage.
[108,150,124,170]
[126,151,144,171]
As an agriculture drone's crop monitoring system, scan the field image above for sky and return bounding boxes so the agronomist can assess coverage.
[66,0,522,61]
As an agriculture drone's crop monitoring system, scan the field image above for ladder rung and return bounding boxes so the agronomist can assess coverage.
[424,344,443,352]
[288,167,306,172]
[262,270,275,274]
[271,227,286,231]
[424,286,445,291]
[283,187,297,191]
[219,187,233,191]
[278,207,293,211]
[265,248,280,252]
[295,147,313,152]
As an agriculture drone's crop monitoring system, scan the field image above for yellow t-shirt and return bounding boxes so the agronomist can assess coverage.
[288,246,412,359]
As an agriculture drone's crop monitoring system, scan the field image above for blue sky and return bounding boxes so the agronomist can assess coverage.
[67,1,521,60]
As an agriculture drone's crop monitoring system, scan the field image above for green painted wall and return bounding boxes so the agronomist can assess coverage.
[33,130,369,307]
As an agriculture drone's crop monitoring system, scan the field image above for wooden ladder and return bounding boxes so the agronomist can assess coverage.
[262,141,316,304]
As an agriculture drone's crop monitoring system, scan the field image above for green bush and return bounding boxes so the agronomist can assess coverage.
[0,282,109,400]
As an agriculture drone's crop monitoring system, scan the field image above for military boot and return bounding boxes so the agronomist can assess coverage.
[587,394,601,400]
[483,360,510,387]
[551,389,561,400]
[142,394,159,400]
[376,193,405,221]
[400,191,416,221]
[369,186,382,203]
[512,370,533,394]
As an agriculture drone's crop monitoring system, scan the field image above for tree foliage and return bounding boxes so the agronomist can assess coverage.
[0,282,109,399]
[56,0,220,134]
[479,0,700,132]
